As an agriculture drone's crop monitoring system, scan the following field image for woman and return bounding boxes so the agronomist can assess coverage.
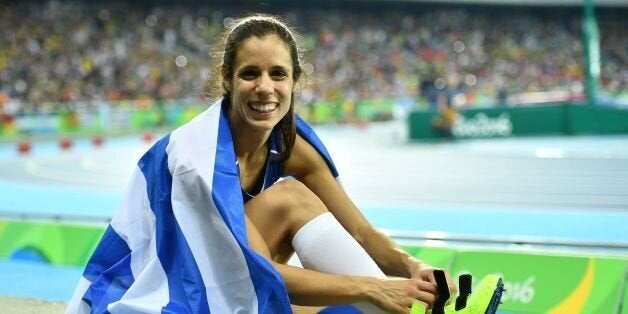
[217,14,456,313]
[67,14,455,314]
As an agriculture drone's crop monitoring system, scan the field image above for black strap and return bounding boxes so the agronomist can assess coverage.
[431,270,450,314]
[455,274,472,310]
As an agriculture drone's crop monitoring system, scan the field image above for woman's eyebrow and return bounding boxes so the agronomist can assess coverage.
[237,65,291,72]
[237,65,260,71]
[271,65,290,70]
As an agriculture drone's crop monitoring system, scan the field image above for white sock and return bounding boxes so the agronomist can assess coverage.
[292,212,386,313]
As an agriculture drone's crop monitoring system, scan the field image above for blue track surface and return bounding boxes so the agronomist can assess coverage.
[0,260,83,301]
[1,180,626,244]
[361,205,628,244]
[0,181,119,220]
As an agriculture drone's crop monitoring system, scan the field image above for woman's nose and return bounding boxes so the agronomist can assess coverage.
[255,74,273,96]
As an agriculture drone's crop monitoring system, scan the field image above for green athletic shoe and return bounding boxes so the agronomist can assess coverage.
[411,273,504,314]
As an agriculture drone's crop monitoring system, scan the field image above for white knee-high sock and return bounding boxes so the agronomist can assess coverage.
[291,212,386,313]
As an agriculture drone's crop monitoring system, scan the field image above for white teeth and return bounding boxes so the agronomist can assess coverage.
[249,102,277,113]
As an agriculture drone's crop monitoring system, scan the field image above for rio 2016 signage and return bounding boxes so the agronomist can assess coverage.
[451,113,513,138]
[451,250,627,313]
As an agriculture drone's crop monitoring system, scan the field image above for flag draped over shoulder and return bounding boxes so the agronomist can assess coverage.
[67,99,338,314]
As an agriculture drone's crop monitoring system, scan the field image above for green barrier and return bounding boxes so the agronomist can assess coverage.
[2,101,209,139]
[309,98,396,124]
[401,246,457,270]
[58,111,80,133]
[618,272,628,314]
[450,250,627,313]
[312,101,336,124]
[0,220,106,267]
[179,107,204,125]
[2,98,402,139]
[130,108,163,130]
[408,105,566,140]
[356,99,375,122]
[622,277,628,314]
[408,103,628,140]
[2,217,627,312]
[567,104,628,135]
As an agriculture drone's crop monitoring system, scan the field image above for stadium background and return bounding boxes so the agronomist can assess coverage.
[0,0,627,313]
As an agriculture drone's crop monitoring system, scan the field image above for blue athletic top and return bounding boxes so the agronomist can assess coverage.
[240,127,284,203]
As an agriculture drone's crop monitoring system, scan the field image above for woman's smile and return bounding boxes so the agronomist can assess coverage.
[248,101,279,114]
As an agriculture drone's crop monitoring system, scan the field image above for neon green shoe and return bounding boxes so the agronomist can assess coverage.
[411,273,504,314]
[449,274,503,314]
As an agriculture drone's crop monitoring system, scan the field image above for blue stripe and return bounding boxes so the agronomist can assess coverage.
[212,103,292,313]
[295,116,339,177]
[211,107,247,244]
[81,225,134,313]
[138,135,210,314]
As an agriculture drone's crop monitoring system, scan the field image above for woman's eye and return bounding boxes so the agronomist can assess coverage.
[271,71,287,79]
[239,70,257,80]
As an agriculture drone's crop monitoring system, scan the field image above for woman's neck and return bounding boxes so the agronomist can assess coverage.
[229,117,271,161]
[229,121,271,191]
[233,129,270,160]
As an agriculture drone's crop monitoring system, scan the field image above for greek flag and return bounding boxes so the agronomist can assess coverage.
[67,99,337,313]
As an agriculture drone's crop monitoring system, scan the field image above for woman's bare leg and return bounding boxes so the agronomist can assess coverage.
[245,179,387,312]
[245,201,327,313]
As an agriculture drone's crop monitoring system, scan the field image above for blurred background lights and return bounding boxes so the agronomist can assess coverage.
[453,40,466,53]
[465,74,477,87]
[175,55,188,68]
[303,63,315,76]
[98,9,110,21]
[196,17,209,29]
[145,14,157,27]
[434,78,446,90]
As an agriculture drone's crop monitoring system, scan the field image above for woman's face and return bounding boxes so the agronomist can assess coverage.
[228,34,294,133]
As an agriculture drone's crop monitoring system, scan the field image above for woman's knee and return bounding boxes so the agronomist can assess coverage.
[272,179,327,217]
[245,179,329,262]
[245,179,328,230]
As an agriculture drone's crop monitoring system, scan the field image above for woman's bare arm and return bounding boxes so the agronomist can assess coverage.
[284,135,456,295]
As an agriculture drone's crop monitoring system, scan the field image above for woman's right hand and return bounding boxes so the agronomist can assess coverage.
[363,277,437,314]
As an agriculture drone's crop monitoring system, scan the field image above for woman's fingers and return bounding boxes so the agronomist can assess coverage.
[416,279,438,295]
[405,281,437,308]
[415,267,458,304]
[369,278,438,312]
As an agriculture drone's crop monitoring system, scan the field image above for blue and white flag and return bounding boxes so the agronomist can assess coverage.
[67,99,337,313]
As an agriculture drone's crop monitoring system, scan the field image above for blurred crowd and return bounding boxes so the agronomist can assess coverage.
[0,1,626,115]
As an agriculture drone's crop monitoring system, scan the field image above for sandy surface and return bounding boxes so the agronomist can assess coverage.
[0,297,67,314]
[0,297,331,313]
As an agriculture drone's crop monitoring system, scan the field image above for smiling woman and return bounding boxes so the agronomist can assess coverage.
[215,15,303,164]
[65,14,456,314]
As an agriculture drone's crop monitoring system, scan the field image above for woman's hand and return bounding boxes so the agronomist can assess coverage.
[409,261,458,305]
[363,277,437,314]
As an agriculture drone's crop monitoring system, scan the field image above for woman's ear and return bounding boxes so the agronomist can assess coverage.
[221,68,230,91]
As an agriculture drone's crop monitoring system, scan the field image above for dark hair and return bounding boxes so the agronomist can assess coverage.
[212,14,303,162]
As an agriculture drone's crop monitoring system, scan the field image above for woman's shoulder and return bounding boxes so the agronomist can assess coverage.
[283,134,325,177]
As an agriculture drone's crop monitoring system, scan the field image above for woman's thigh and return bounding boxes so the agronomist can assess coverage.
[245,179,328,263]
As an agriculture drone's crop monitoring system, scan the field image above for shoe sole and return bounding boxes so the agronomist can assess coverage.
[484,277,504,314]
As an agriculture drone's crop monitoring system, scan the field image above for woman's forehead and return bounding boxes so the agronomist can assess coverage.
[234,34,293,69]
